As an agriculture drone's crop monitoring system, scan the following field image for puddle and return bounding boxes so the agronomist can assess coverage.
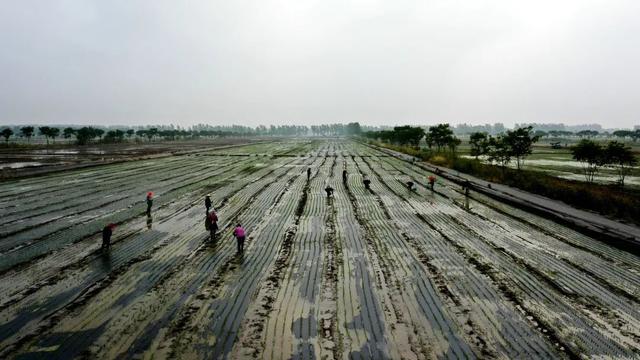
[1,162,46,169]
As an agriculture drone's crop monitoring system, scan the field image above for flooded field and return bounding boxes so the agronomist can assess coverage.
[461,152,640,187]
[1,139,639,359]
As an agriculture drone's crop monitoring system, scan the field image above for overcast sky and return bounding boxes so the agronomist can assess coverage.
[1,0,639,128]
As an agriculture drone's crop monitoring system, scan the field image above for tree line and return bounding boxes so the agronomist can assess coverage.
[364,124,542,170]
[571,139,637,186]
[1,122,367,145]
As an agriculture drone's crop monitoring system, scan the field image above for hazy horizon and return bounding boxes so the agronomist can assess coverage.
[1,1,639,128]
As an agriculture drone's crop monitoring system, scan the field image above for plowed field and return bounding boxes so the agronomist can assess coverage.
[1,139,639,359]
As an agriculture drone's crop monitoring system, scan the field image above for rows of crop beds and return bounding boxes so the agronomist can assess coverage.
[1,139,638,359]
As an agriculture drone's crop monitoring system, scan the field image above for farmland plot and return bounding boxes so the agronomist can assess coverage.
[0,139,639,359]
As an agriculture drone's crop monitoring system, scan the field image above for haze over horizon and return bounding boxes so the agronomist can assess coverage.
[1,1,639,128]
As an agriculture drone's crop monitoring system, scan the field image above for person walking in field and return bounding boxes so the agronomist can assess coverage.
[206,209,219,241]
[363,176,371,190]
[428,176,436,191]
[325,185,334,198]
[407,181,416,191]
[205,195,212,213]
[342,169,347,183]
[102,223,116,250]
[146,192,153,215]
[233,224,246,253]
[307,168,311,180]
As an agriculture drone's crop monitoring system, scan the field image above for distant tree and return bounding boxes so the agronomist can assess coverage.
[126,129,135,138]
[427,124,457,152]
[469,132,489,159]
[94,128,105,140]
[612,130,632,139]
[534,130,547,138]
[577,130,599,138]
[38,126,52,144]
[20,126,35,142]
[393,126,425,147]
[487,135,511,169]
[572,139,606,183]
[136,130,147,139]
[346,122,362,135]
[604,141,637,186]
[503,126,540,170]
[63,127,76,139]
[75,127,96,145]
[146,128,158,141]
[1,128,13,144]
[49,127,60,143]
[447,137,461,153]
[632,129,640,142]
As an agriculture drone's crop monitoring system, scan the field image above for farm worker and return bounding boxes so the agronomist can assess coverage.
[325,185,334,198]
[363,177,371,190]
[207,210,219,241]
[307,168,311,180]
[102,223,116,250]
[233,224,246,253]
[428,176,436,191]
[407,181,416,191]
[146,192,153,215]
[342,169,347,183]
[205,195,212,213]
[464,180,470,197]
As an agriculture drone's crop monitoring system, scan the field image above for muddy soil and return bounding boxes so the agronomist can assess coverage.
[0,139,639,359]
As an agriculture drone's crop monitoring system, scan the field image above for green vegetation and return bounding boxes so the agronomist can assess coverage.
[20,126,34,142]
[1,128,13,143]
[366,125,639,225]
[572,139,638,186]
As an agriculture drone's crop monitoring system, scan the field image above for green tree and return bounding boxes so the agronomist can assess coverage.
[38,126,52,144]
[469,132,489,159]
[20,126,34,142]
[146,128,158,141]
[612,130,631,139]
[49,127,60,143]
[1,128,13,144]
[605,141,637,186]
[487,135,511,169]
[572,139,605,183]
[503,126,540,170]
[427,124,457,152]
[63,127,76,139]
[447,136,461,153]
[126,129,135,138]
[94,128,105,140]
[393,126,425,147]
[577,130,599,138]
[75,127,95,145]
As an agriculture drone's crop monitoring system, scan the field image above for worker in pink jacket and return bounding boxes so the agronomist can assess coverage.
[233,224,246,253]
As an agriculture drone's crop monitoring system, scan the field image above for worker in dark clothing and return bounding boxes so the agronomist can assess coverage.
[307,168,311,180]
[428,176,436,191]
[407,181,416,191]
[205,195,212,213]
[146,192,153,215]
[325,185,334,198]
[342,169,347,183]
[102,223,116,250]
[363,177,371,190]
[206,210,219,241]
[233,224,246,253]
